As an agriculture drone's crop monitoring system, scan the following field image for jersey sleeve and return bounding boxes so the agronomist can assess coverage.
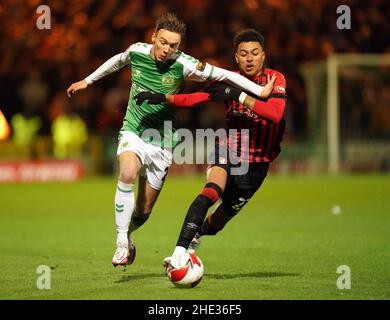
[84,45,133,84]
[177,52,214,82]
[251,98,286,123]
[172,92,210,108]
[269,72,287,100]
[211,66,265,97]
[250,71,287,123]
[177,52,265,98]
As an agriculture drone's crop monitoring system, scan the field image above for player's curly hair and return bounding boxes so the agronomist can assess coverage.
[233,29,265,50]
[155,12,186,39]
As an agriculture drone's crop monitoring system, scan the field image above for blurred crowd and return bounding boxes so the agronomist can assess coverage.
[1,0,389,141]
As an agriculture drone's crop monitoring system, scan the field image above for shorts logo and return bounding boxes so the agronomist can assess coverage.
[196,61,206,72]
[162,75,174,85]
[121,141,131,149]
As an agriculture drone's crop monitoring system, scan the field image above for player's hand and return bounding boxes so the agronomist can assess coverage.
[259,73,276,99]
[205,83,241,101]
[67,80,89,98]
[133,92,166,105]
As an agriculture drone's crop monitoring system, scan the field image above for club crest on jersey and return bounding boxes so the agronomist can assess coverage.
[162,75,174,85]
[196,61,206,72]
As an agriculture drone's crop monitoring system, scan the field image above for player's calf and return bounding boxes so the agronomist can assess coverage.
[176,182,223,249]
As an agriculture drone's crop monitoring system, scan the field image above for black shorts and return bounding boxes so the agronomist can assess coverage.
[209,147,270,216]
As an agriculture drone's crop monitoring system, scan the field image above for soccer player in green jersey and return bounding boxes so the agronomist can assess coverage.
[67,13,274,268]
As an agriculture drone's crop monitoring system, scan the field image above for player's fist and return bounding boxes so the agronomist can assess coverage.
[205,83,241,101]
[133,92,166,105]
[259,73,276,99]
[67,80,89,98]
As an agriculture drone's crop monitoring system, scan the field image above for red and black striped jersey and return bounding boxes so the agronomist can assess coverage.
[223,68,287,163]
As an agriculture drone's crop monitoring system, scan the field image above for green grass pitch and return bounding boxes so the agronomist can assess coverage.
[0,174,389,300]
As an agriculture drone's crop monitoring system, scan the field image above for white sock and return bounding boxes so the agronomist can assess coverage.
[115,181,135,246]
[173,246,186,257]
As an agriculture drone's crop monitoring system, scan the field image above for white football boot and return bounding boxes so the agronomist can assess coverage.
[163,252,190,271]
[112,243,130,267]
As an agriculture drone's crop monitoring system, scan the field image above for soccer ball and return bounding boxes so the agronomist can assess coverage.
[166,253,204,288]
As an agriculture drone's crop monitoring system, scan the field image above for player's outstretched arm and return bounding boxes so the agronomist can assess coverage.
[206,74,275,102]
[209,66,276,99]
[134,92,167,105]
[67,80,89,97]
[67,49,131,98]
[206,74,286,123]
[180,54,274,99]
[133,91,210,108]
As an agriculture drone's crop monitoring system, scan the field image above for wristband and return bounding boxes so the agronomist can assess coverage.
[238,92,248,104]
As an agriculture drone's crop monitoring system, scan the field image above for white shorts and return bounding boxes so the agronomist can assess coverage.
[117,131,172,190]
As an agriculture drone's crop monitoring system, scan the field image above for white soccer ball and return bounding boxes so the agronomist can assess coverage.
[166,253,204,288]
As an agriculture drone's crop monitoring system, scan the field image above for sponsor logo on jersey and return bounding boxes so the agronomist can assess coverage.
[232,109,257,119]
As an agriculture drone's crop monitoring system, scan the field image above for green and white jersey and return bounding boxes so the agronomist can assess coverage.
[124,42,211,148]
[84,42,265,148]
[86,42,213,148]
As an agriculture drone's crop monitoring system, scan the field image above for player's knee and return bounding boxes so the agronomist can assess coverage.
[118,170,138,184]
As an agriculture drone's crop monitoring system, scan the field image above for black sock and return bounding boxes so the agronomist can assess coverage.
[176,195,213,248]
[199,219,216,236]
[199,209,233,236]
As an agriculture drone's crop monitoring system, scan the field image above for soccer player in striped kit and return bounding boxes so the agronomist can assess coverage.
[67,14,274,268]
[134,29,287,268]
